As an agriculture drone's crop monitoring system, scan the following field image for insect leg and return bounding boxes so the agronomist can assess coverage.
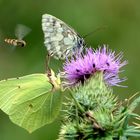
[45,54,51,74]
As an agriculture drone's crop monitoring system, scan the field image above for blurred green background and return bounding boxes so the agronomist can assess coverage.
[0,0,140,140]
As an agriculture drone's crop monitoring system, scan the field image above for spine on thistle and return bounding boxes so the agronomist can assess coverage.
[58,45,140,140]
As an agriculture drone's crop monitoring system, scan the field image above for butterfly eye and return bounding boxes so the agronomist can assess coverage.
[77,38,85,49]
[79,38,84,45]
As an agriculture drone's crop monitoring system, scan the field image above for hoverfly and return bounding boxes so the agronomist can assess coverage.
[4,24,31,48]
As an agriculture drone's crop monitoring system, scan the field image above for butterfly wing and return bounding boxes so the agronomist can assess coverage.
[42,14,84,59]
[15,24,31,40]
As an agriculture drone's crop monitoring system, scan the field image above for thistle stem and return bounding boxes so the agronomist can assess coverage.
[69,90,85,113]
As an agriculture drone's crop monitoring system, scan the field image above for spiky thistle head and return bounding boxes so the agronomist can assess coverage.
[58,73,140,140]
[62,45,127,88]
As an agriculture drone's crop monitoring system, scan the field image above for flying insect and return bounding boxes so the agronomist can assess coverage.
[4,24,31,48]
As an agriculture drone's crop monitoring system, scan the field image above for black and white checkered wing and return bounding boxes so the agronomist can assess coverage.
[42,14,84,59]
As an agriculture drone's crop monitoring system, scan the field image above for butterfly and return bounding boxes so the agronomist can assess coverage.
[42,14,85,60]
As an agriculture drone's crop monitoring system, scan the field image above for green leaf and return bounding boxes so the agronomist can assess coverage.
[0,73,62,133]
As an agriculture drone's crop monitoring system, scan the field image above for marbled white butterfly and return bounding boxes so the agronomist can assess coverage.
[42,14,85,60]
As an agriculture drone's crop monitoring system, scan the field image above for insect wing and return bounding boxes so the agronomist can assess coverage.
[15,24,31,40]
[42,14,84,59]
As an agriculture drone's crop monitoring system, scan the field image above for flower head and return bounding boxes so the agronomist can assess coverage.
[62,45,127,87]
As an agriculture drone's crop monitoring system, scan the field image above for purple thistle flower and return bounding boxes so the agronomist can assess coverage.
[62,45,127,87]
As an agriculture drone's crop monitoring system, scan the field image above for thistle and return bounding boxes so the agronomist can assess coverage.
[58,45,140,140]
[62,45,127,87]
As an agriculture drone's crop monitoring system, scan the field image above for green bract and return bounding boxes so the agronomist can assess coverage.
[58,72,140,139]
[0,73,62,133]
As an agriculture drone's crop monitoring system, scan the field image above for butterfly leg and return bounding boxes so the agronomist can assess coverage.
[45,54,51,74]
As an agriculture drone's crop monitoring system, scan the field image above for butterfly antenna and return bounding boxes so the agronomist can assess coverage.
[83,26,108,38]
